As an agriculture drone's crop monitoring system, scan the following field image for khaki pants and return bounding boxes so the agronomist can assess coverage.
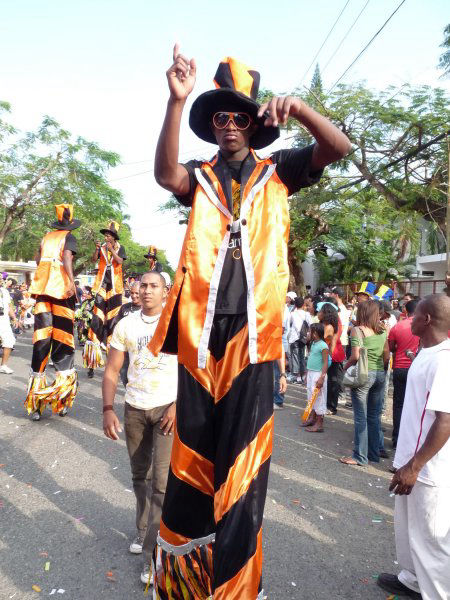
[124,402,173,564]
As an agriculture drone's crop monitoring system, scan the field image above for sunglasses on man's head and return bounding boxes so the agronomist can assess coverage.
[212,112,252,131]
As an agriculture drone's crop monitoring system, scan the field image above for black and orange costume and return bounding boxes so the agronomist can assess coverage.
[149,58,323,599]
[25,204,80,417]
[144,244,163,273]
[83,221,126,369]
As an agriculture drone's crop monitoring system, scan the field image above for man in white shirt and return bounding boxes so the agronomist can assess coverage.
[102,271,178,587]
[287,297,312,384]
[283,292,296,378]
[0,283,18,374]
[331,287,350,351]
[378,294,450,600]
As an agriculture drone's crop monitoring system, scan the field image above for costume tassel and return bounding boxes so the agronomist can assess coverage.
[25,371,48,414]
[82,340,104,368]
[33,368,78,414]
[152,539,213,599]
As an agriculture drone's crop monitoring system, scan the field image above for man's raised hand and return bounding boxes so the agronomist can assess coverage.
[167,44,196,101]
[257,96,302,127]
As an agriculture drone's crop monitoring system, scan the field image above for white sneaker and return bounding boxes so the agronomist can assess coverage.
[0,365,13,374]
[31,412,41,421]
[129,537,143,554]
[273,403,283,410]
[140,565,153,585]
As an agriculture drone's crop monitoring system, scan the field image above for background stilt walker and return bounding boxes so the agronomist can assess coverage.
[83,221,126,377]
[144,245,163,273]
[26,204,80,421]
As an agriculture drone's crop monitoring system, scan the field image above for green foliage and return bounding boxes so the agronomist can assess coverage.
[310,64,323,93]
[0,103,176,277]
[286,73,449,287]
[438,24,450,77]
[159,195,190,225]
[118,225,173,277]
[313,190,419,283]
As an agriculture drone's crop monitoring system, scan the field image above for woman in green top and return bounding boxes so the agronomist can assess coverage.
[340,300,390,465]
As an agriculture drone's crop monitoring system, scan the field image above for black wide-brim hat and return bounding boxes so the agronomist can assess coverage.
[100,221,120,240]
[144,245,158,259]
[189,58,280,151]
[50,204,81,230]
[51,220,81,231]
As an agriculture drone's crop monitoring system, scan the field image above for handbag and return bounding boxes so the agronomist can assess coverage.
[299,319,309,345]
[342,327,369,388]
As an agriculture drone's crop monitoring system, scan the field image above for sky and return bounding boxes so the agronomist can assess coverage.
[1,0,449,268]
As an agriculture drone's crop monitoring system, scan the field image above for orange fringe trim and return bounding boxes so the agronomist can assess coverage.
[82,341,104,369]
[152,537,213,599]
[33,368,78,414]
[25,371,48,414]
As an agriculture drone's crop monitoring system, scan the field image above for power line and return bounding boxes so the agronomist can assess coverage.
[300,129,449,203]
[109,145,217,182]
[335,129,449,192]
[328,0,407,91]
[109,168,155,182]
[298,0,351,86]
[322,0,371,74]
[119,145,214,167]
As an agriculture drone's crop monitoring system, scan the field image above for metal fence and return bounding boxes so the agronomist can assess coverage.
[336,280,446,301]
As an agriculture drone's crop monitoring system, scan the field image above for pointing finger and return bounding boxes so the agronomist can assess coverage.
[176,54,189,67]
[173,43,180,62]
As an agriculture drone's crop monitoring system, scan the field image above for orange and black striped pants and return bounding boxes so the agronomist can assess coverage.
[88,281,122,349]
[153,313,273,600]
[31,295,75,373]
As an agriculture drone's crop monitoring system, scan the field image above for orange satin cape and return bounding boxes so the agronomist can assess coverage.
[29,231,73,300]
[91,243,124,295]
[149,150,290,370]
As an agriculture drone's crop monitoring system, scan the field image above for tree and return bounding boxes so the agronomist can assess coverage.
[286,68,449,290]
[0,103,124,250]
[0,102,176,277]
[119,226,173,277]
[438,24,450,77]
[313,189,419,284]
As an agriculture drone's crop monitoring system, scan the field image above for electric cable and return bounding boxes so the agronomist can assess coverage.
[298,0,351,86]
[328,0,407,91]
[322,0,371,74]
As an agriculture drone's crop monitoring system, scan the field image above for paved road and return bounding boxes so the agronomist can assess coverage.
[1,331,396,599]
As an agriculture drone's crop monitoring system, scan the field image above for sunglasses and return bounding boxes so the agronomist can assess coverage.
[212,112,252,131]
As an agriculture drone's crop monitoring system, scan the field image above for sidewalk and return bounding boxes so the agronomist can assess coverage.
[1,332,396,599]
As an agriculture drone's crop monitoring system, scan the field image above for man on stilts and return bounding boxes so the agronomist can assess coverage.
[149,46,351,599]
[26,204,80,421]
[83,221,126,377]
[144,245,163,273]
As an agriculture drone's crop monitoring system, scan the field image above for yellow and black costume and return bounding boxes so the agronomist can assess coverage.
[26,204,80,417]
[83,221,126,369]
[144,244,163,273]
[149,58,323,599]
